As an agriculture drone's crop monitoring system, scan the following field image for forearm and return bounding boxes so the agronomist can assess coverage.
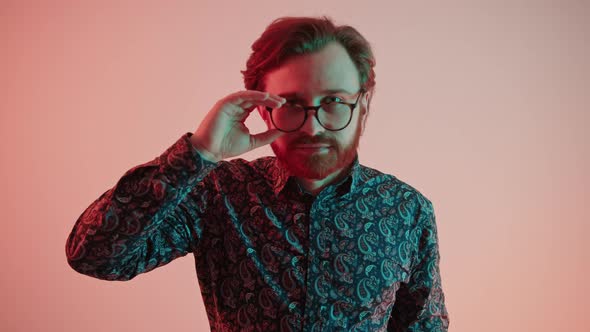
[65,132,217,281]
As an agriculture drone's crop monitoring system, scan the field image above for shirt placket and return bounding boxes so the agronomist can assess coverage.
[301,192,331,332]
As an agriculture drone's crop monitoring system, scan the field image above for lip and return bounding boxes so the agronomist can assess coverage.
[293,144,331,149]
[292,144,332,154]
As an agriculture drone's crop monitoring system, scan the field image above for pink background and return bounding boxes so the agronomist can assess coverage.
[1,1,588,331]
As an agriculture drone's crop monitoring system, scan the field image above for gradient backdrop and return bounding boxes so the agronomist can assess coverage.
[1,1,588,331]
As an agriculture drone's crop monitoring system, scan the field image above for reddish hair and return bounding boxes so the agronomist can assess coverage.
[241,16,376,98]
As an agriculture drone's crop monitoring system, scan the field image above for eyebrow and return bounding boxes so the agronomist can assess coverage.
[278,88,354,100]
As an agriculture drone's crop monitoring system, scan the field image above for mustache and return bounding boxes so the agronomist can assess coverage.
[289,134,335,146]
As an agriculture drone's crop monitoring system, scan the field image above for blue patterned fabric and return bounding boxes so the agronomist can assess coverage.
[66,132,449,331]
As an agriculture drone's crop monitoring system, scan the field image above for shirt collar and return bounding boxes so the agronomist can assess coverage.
[270,156,361,196]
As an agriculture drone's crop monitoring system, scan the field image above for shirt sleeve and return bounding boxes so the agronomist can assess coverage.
[65,132,218,281]
[387,197,450,331]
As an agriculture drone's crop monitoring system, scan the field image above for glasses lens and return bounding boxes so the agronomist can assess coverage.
[318,102,352,130]
[272,104,306,132]
[270,102,354,131]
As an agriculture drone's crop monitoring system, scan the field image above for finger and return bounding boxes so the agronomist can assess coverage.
[249,129,285,150]
[239,98,285,112]
[242,103,257,113]
[229,90,285,105]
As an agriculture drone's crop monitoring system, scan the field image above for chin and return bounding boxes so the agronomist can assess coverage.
[272,144,352,179]
[296,153,340,179]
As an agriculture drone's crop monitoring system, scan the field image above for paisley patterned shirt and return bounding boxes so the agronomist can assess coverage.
[66,132,449,331]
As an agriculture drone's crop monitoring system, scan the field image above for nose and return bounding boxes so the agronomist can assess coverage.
[299,110,324,136]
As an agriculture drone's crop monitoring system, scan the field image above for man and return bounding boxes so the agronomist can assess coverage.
[66,16,449,331]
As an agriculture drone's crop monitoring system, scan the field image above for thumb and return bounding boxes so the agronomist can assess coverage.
[249,129,284,150]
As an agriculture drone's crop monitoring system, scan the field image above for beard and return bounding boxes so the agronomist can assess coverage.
[271,119,362,180]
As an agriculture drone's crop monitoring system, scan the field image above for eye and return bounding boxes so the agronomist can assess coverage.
[323,96,344,104]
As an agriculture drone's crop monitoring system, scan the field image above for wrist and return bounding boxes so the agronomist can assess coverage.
[189,135,221,163]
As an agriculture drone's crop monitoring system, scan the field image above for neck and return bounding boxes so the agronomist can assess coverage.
[295,162,354,196]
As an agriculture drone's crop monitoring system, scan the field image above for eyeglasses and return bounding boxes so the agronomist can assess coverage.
[265,89,365,133]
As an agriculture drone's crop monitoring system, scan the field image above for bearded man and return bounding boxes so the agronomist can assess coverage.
[66,15,450,331]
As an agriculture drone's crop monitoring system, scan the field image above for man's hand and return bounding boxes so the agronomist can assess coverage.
[190,90,287,162]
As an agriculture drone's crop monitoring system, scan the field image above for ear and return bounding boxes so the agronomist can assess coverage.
[359,90,371,135]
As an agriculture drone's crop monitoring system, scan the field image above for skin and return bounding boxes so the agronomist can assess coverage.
[258,41,371,195]
[191,90,287,162]
[191,41,371,196]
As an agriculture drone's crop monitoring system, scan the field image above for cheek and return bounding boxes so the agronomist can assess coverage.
[273,136,289,150]
[339,119,361,143]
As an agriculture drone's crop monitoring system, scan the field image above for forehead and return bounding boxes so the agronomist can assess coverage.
[263,42,360,97]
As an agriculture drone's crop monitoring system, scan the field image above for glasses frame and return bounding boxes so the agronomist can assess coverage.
[265,89,366,133]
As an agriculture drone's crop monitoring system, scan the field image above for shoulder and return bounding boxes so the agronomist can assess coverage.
[357,164,430,199]
[357,163,435,219]
[208,156,276,182]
